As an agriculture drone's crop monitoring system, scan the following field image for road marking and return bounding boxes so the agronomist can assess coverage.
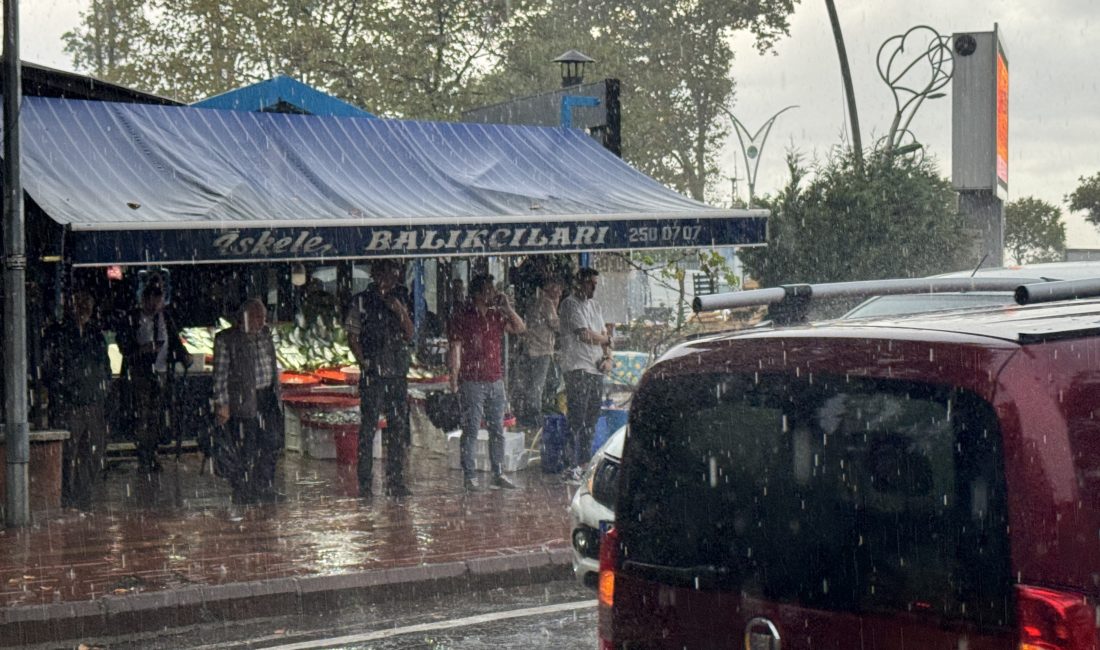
[262,599,597,649]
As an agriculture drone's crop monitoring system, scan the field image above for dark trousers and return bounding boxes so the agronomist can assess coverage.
[565,370,604,467]
[358,375,410,493]
[215,388,280,501]
[515,354,553,428]
[60,404,107,509]
[132,372,167,468]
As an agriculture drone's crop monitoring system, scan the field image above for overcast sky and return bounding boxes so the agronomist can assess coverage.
[23,0,1100,247]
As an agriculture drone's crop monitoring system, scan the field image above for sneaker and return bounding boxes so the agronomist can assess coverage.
[385,484,412,498]
[563,466,584,485]
[231,490,257,506]
[463,477,480,492]
[490,475,517,490]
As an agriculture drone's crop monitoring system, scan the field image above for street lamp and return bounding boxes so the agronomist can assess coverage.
[553,50,595,88]
[722,105,797,208]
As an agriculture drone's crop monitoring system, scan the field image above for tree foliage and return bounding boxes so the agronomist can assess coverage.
[1067,172,1100,229]
[740,150,969,287]
[470,0,797,201]
[62,0,799,197]
[63,0,522,118]
[1004,197,1065,265]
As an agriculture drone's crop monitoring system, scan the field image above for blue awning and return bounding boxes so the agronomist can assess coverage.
[19,96,766,266]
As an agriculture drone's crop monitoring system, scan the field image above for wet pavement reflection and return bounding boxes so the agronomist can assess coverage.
[0,448,572,607]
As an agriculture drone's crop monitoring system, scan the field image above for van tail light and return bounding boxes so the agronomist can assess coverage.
[1016,585,1099,650]
[597,526,621,650]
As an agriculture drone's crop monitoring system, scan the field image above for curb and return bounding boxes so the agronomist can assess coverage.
[0,547,575,647]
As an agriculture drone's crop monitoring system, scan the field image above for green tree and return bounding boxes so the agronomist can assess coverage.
[740,150,969,287]
[62,0,523,115]
[63,0,151,85]
[467,0,798,201]
[1067,172,1100,228]
[1004,197,1065,265]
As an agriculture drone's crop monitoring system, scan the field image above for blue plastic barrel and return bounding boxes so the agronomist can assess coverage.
[592,408,628,454]
[541,414,569,473]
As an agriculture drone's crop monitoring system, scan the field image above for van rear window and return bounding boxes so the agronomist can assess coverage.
[619,373,1012,625]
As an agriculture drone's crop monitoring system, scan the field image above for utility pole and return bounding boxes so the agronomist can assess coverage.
[825,0,862,168]
[3,0,29,527]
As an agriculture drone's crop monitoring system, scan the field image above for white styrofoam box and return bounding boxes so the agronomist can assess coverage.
[284,408,302,452]
[446,429,526,473]
[303,424,382,460]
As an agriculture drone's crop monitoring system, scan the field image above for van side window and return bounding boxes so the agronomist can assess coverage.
[620,373,1012,628]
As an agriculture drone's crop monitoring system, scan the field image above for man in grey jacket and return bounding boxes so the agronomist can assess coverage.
[213,299,283,504]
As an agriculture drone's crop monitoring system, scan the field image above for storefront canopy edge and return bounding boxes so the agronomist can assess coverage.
[17,96,767,266]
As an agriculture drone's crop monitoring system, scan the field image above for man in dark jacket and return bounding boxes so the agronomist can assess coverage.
[345,259,414,498]
[212,299,283,504]
[45,290,111,510]
[116,282,191,473]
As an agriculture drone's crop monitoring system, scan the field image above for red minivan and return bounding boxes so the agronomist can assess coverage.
[601,298,1100,649]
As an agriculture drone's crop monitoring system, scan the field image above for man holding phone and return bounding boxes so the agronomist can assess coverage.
[558,268,612,483]
[448,273,525,491]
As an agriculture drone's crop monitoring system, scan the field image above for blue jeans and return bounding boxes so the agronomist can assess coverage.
[458,380,507,479]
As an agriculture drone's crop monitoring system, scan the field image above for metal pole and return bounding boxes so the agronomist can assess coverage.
[825,0,862,167]
[722,106,797,208]
[3,0,29,527]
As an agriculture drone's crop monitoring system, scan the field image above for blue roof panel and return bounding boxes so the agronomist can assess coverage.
[191,75,374,118]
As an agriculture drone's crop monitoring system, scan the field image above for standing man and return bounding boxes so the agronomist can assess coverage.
[558,268,612,482]
[117,281,191,473]
[212,299,283,504]
[345,259,414,498]
[448,274,525,491]
[515,276,563,430]
[44,290,111,510]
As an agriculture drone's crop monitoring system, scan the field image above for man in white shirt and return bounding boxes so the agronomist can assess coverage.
[558,268,612,481]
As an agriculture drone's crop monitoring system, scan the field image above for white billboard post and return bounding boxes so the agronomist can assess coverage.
[951,24,1009,266]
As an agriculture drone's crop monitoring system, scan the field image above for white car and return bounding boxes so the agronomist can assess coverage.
[568,425,626,587]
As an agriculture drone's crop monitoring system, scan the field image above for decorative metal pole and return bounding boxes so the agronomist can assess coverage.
[722,106,797,208]
[875,25,953,156]
[3,0,29,527]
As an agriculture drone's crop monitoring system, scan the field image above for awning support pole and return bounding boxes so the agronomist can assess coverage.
[3,0,29,527]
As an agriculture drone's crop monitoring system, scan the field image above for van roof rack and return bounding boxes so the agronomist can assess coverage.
[692,276,1096,326]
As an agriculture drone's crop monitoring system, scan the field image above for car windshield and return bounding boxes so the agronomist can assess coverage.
[842,292,1015,318]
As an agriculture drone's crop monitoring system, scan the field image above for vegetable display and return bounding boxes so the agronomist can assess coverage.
[180,316,446,379]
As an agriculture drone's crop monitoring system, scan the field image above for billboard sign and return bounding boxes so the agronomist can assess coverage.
[995,43,1009,188]
[951,25,1009,197]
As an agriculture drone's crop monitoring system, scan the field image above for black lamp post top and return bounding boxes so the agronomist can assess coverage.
[553,50,596,88]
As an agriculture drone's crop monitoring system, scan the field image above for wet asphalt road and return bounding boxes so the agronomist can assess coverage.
[78,580,596,650]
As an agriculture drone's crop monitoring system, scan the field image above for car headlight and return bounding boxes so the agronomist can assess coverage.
[585,462,598,494]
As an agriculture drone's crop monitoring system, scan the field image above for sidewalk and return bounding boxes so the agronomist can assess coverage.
[0,444,576,647]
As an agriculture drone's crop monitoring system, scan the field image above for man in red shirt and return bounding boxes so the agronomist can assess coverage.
[448,273,526,491]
